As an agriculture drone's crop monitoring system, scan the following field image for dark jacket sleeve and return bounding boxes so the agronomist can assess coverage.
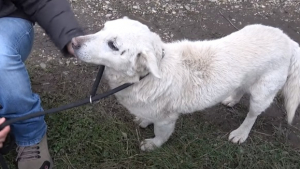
[12,0,84,55]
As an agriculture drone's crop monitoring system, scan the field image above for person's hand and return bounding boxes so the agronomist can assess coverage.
[67,41,75,56]
[0,118,10,148]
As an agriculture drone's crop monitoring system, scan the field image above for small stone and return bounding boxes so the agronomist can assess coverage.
[63,71,69,75]
[184,5,190,11]
[40,63,46,69]
[106,14,112,18]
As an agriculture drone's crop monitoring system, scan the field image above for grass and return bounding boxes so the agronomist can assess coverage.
[44,107,300,169]
[2,61,300,169]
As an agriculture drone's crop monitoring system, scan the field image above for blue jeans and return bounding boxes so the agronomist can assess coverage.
[0,17,46,146]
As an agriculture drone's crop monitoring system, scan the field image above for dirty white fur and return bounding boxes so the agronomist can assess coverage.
[73,17,300,151]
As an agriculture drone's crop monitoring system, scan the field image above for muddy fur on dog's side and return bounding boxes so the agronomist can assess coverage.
[73,17,300,151]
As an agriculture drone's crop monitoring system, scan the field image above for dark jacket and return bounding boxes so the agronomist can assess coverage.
[0,0,84,55]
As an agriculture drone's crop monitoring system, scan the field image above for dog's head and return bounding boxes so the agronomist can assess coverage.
[72,17,163,79]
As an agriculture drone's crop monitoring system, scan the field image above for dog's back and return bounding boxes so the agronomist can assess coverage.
[145,24,293,111]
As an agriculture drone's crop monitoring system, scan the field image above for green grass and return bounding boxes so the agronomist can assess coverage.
[7,106,300,168]
[2,62,300,169]
[46,107,300,169]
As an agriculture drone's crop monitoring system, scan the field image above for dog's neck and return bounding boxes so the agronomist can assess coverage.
[137,48,164,81]
[104,48,165,88]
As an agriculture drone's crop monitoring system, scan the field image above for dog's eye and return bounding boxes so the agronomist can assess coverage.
[108,41,119,51]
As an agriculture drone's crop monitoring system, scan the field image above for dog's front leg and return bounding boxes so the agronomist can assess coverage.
[140,119,176,151]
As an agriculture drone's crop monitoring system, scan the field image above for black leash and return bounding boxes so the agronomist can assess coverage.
[0,65,146,169]
[90,65,105,98]
[0,66,110,130]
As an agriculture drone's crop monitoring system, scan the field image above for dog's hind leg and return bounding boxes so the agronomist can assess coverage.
[229,72,286,144]
[222,89,245,107]
[140,117,177,151]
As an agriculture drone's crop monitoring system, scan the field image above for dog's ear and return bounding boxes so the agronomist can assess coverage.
[139,51,161,79]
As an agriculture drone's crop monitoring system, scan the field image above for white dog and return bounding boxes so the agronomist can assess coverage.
[72,17,300,151]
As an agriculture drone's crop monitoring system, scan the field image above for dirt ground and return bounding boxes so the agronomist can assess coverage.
[28,0,300,158]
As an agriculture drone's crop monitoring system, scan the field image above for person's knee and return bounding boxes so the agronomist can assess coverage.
[0,45,34,113]
[0,47,20,72]
[0,90,39,115]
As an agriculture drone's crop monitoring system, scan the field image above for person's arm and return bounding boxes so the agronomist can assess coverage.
[0,118,10,148]
[13,0,84,55]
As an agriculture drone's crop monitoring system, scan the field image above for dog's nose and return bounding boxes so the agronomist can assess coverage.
[71,37,81,50]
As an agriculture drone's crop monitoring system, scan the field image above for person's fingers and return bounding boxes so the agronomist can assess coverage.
[0,118,5,124]
[0,118,10,147]
[67,42,75,56]
[0,117,10,137]
[0,137,5,143]
[2,126,10,135]
[0,126,10,139]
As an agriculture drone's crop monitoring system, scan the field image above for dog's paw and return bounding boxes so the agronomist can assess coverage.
[140,139,158,151]
[222,96,238,107]
[134,117,152,128]
[228,128,249,144]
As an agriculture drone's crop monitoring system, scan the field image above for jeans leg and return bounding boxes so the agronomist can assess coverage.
[0,17,47,146]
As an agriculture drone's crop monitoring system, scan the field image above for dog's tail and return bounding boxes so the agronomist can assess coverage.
[282,42,300,125]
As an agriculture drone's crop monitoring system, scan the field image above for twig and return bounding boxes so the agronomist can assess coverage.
[253,130,272,137]
[199,142,227,158]
[218,10,239,30]
[220,132,229,139]
[289,125,300,133]
[100,154,140,162]
[65,153,76,169]
[183,137,200,154]
[136,128,140,142]
[126,139,129,155]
